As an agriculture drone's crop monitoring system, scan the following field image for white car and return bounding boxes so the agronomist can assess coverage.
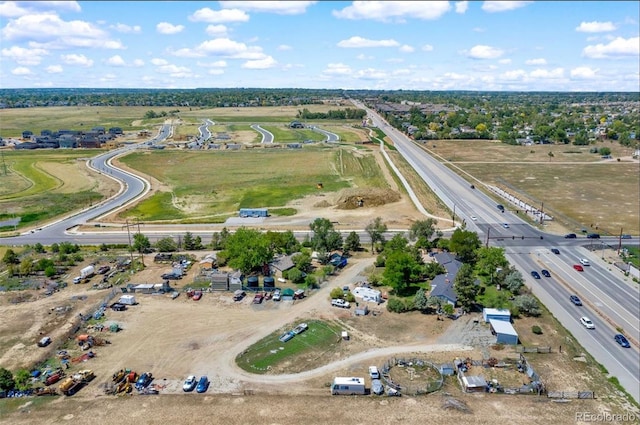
[368,366,380,379]
[470,215,477,221]
[183,375,197,392]
[331,298,350,308]
[272,289,281,301]
[580,317,595,329]
[579,258,590,266]
[502,223,510,229]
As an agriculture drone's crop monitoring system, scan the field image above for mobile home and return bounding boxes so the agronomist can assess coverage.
[331,377,366,395]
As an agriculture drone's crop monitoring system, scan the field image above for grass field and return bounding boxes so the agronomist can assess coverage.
[236,319,342,373]
[117,146,386,221]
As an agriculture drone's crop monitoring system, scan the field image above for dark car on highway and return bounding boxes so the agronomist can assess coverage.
[551,248,560,254]
[569,295,582,306]
[614,334,630,348]
[564,233,577,239]
[586,233,600,239]
[531,271,541,279]
[541,269,551,277]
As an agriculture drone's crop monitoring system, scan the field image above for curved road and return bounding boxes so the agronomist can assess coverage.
[251,124,273,143]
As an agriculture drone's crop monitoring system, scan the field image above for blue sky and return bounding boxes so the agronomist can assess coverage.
[1,1,638,91]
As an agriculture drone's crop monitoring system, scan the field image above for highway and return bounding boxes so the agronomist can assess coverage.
[354,100,639,402]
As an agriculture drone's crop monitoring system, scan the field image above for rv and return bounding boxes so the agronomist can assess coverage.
[331,377,366,395]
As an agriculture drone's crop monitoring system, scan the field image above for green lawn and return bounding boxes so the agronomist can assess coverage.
[236,320,342,373]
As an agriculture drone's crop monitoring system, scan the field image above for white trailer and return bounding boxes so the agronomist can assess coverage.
[119,295,136,305]
[331,377,366,395]
[80,265,95,279]
[352,287,381,303]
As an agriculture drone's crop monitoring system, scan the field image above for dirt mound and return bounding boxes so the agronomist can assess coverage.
[335,188,401,210]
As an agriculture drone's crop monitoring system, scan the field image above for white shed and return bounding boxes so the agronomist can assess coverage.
[489,319,519,345]
[483,308,511,323]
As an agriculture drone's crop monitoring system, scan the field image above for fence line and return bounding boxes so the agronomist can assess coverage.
[547,391,596,399]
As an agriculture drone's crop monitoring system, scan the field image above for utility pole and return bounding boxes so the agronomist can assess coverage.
[123,219,135,267]
[617,227,622,255]
[135,218,145,267]
[539,202,544,224]
[485,227,490,248]
[452,204,456,226]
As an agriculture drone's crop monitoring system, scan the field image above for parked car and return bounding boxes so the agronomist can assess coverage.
[72,276,82,284]
[331,298,350,308]
[369,366,380,379]
[579,258,590,266]
[541,269,551,277]
[292,323,308,334]
[371,379,384,395]
[564,233,577,239]
[110,303,126,311]
[586,233,600,239]
[253,293,264,304]
[161,273,181,280]
[183,375,197,392]
[551,248,560,255]
[580,317,595,329]
[272,289,281,301]
[573,264,584,272]
[196,376,209,393]
[192,290,202,301]
[278,331,295,343]
[97,265,111,275]
[135,372,153,390]
[37,336,51,347]
[569,295,582,306]
[614,334,631,348]
[531,271,541,279]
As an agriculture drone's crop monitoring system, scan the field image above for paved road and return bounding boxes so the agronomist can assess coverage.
[353,99,640,402]
[251,124,273,143]
[311,126,339,142]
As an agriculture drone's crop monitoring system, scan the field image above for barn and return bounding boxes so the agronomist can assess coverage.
[489,319,519,345]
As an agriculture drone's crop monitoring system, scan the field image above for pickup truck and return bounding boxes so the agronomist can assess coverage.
[331,299,350,308]
[253,293,264,304]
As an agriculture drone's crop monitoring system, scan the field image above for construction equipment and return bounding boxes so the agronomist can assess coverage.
[34,387,58,396]
[58,369,95,396]
[45,369,65,386]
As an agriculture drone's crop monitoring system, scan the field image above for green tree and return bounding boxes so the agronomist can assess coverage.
[287,267,304,283]
[384,234,408,253]
[44,265,56,278]
[475,247,508,278]
[292,251,312,272]
[414,288,429,311]
[514,295,541,317]
[2,249,19,265]
[599,147,612,156]
[183,232,195,250]
[449,228,481,264]
[20,258,33,276]
[382,250,424,295]
[34,243,45,253]
[408,218,438,248]
[309,218,343,252]
[453,263,478,311]
[265,230,300,254]
[222,228,273,274]
[504,269,525,294]
[330,287,344,299]
[343,231,361,253]
[156,237,178,252]
[51,243,59,253]
[133,233,151,254]
[0,367,14,391]
[365,217,387,252]
[13,369,31,391]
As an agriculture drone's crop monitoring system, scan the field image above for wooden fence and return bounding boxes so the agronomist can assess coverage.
[547,391,596,399]
[516,346,552,354]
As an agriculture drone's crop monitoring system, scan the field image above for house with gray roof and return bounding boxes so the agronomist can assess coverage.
[429,252,462,306]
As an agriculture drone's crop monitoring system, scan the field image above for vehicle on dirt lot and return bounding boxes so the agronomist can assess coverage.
[58,370,94,396]
[45,370,64,386]
[570,295,582,306]
[183,375,197,392]
[253,293,264,304]
[233,290,245,301]
[192,290,202,301]
[38,336,51,347]
[531,271,540,279]
[331,299,350,308]
[272,289,281,301]
[292,323,308,334]
[614,334,630,348]
[196,376,209,393]
[369,366,380,379]
[573,264,584,272]
[161,273,181,280]
[97,265,111,275]
[135,372,153,391]
[541,269,551,277]
[580,317,595,329]
[110,303,126,311]
[371,379,384,395]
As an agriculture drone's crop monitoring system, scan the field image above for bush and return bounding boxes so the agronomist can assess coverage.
[386,297,414,313]
[330,287,344,299]
[532,325,543,335]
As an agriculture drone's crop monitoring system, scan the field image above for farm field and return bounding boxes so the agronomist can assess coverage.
[0,253,636,425]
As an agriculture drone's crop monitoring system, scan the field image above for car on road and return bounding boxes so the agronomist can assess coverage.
[564,233,577,239]
[586,233,600,239]
[331,298,350,308]
[497,204,505,212]
[369,366,380,379]
[196,376,209,393]
[621,234,632,239]
[541,269,551,277]
[502,223,510,229]
[183,375,197,392]
[470,215,477,221]
[569,295,582,306]
[614,334,631,348]
[580,317,595,329]
[579,258,590,266]
[551,248,560,255]
[573,264,584,272]
[531,271,541,279]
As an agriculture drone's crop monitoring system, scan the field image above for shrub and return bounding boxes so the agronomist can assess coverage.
[532,325,543,335]
[330,287,344,299]
[386,297,414,313]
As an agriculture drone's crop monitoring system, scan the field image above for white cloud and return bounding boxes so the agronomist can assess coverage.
[1,45,49,65]
[0,1,80,18]
[45,64,63,73]
[455,1,468,14]
[583,36,639,58]
[465,45,504,59]
[189,8,249,23]
[498,58,512,64]
[575,21,616,33]
[482,1,532,13]
[422,44,434,52]
[337,36,400,48]
[277,44,292,51]
[473,27,485,32]
[333,1,451,22]
[571,67,598,79]
[155,63,191,75]
[392,68,411,75]
[386,58,404,63]
[323,63,352,75]
[242,56,277,69]
[197,60,227,68]
[205,24,228,36]
[356,53,373,60]
[111,23,141,33]
[106,55,126,66]
[529,68,564,79]
[151,58,168,66]
[1,13,123,49]
[355,68,387,80]
[132,59,144,67]
[11,66,32,75]
[171,48,205,58]
[157,22,185,34]
[196,38,265,59]
[219,1,317,15]
[399,45,414,53]
[525,58,546,65]
[500,69,527,80]
[208,69,224,75]
[61,53,93,67]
